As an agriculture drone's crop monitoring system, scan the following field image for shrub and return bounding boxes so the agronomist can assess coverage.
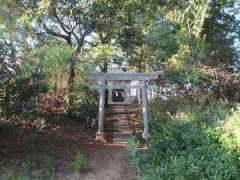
[68,85,98,129]
[39,92,66,116]
[3,72,49,119]
[128,136,145,148]
[130,103,240,180]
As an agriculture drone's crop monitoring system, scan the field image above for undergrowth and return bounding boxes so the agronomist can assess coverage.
[71,151,86,172]
[5,156,55,180]
[130,101,240,180]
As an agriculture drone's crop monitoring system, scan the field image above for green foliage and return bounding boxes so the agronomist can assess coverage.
[1,69,49,119]
[22,43,75,90]
[19,0,95,52]
[6,157,55,180]
[131,103,240,180]
[128,136,145,148]
[71,151,86,172]
[146,22,179,63]
[10,72,49,118]
[202,0,239,65]
[68,83,98,129]
[0,0,30,79]
[89,44,124,71]
[0,1,239,179]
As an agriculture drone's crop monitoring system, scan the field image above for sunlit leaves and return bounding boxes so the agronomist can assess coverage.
[146,22,179,62]
[21,43,75,89]
[89,44,123,69]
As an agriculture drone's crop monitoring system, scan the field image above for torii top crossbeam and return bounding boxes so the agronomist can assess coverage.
[87,71,163,81]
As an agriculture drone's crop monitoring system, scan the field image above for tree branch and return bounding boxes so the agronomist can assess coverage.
[52,8,71,34]
[43,23,71,45]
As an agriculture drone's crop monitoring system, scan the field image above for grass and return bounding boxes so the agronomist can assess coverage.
[3,156,55,180]
[71,151,87,172]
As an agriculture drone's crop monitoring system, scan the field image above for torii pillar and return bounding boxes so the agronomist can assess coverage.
[141,80,150,139]
[95,80,107,143]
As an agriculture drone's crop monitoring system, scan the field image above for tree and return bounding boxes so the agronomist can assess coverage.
[19,0,96,104]
[202,0,240,65]
[111,0,158,72]
[89,44,123,71]
[0,0,24,76]
[22,43,75,91]
[0,0,28,117]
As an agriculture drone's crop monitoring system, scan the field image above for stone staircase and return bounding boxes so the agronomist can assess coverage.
[105,105,135,145]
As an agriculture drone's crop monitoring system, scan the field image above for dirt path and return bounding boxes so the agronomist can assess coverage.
[0,120,137,180]
[56,120,137,180]
[59,145,136,180]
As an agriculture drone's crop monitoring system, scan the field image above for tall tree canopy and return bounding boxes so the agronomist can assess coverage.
[0,0,239,110]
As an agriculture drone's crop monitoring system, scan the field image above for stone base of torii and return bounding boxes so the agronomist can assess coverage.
[87,71,163,143]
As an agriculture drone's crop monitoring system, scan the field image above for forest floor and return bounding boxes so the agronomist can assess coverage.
[0,119,137,180]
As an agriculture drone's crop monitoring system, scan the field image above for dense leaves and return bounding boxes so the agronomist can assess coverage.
[0,1,240,178]
[68,84,98,129]
[4,72,49,119]
[130,103,240,179]
[39,92,66,115]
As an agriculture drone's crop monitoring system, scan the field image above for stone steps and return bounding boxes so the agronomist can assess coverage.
[112,122,129,127]
[106,115,128,121]
[112,124,130,129]
[112,132,131,144]
[107,105,133,144]
[108,111,126,115]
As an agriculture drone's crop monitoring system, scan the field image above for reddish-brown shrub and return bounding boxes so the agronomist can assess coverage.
[39,92,67,115]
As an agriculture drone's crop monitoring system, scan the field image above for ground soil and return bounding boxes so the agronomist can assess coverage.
[0,120,137,180]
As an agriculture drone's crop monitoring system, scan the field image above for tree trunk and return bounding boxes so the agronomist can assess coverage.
[68,59,76,106]
[67,39,79,107]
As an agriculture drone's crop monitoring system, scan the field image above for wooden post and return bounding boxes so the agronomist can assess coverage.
[95,80,107,143]
[141,80,150,140]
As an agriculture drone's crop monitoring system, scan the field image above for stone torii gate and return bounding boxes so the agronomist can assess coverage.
[87,71,163,142]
